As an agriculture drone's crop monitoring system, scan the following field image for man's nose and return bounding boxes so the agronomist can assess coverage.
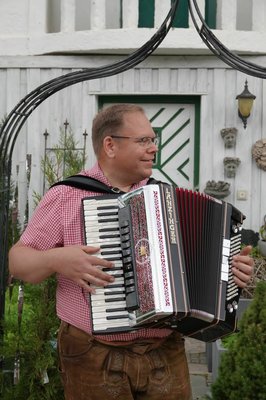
[148,142,159,152]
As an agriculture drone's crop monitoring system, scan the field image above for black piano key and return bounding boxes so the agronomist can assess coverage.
[112,273,124,279]
[105,283,125,289]
[99,218,119,223]
[98,211,118,217]
[106,307,127,313]
[104,291,125,296]
[99,227,120,232]
[102,267,123,272]
[99,233,120,239]
[101,250,122,256]
[97,205,119,210]
[101,243,121,249]
[105,297,126,303]
[104,256,122,261]
[107,315,129,320]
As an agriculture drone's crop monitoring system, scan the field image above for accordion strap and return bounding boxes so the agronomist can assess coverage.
[50,174,161,194]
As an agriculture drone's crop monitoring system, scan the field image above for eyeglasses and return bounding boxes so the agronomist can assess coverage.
[110,135,160,148]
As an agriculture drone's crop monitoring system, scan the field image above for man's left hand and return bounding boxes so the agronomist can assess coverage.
[232,245,254,288]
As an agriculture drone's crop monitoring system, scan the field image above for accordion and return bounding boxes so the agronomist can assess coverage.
[82,183,244,342]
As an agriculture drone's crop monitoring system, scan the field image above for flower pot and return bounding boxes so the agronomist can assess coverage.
[258,239,266,257]
[211,339,227,382]
[236,298,252,320]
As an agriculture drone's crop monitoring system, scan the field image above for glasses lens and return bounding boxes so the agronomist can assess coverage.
[139,137,157,147]
[153,137,159,146]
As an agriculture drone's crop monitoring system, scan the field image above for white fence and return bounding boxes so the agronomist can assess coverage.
[25,0,266,33]
[1,0,266,56]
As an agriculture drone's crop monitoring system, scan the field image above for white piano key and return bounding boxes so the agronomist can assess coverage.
[91,286,125,294]
[91,302,127,312]
[93,318,131,330]
[91,293,126,301]
[92,311,129,319]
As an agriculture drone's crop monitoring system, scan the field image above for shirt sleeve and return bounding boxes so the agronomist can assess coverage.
[20,186,64,250]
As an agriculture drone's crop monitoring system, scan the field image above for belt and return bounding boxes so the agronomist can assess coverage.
[60,321,180,354]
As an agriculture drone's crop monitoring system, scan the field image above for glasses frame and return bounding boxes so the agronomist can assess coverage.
[110,135,160,147]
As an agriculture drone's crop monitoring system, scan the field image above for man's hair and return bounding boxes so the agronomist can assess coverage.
[92,103,145,156]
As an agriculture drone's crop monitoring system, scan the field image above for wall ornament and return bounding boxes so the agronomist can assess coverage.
[204,180,231,200]
[220,127,238,148]
[223,157,241,178]
[252,139,266,171]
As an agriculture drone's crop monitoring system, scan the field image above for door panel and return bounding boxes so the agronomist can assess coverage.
[144,104,195,188]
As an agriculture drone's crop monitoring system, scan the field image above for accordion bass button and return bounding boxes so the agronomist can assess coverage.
[232,225,239,234]
[227,304,234,313]
[232,301,238,310]
[237,223,243,231]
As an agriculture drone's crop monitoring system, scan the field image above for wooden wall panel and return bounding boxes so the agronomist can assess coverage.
[0,56,265,233]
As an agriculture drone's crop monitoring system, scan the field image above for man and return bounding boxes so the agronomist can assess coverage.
[9,104,254,400]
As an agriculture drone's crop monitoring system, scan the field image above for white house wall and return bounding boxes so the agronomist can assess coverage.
[0,54,264,233]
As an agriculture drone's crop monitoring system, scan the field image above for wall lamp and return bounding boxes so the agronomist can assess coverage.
[236,80,256,129]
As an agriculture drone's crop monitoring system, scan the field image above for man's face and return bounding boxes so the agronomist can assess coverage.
[110,111,158,183]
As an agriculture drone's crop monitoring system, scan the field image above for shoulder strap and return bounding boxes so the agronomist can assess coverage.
[51,175,162,194]
[147,177,161,185]
[51,175,116,194]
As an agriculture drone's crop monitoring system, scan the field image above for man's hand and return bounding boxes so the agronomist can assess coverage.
[9,242,115,292]
[51,245,115,293]
[232,245,254,288]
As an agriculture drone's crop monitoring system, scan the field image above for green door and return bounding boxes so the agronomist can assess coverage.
[99,95,200,190]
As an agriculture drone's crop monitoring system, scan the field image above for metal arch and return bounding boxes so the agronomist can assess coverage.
[0,1,180,327]
[188,0,266,79]
[0,1,179,161]
[2,0,266,331]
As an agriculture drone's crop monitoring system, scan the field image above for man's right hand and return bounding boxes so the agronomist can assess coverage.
[52,245,115,293]
[9,241,115,292]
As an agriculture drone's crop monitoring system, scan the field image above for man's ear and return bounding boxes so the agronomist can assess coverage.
[102,136,116,158]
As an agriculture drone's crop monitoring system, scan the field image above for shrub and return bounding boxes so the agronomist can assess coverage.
[1,123,86,399]
[211,281,266,400]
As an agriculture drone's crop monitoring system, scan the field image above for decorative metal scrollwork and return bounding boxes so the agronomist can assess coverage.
[188,0,266,79]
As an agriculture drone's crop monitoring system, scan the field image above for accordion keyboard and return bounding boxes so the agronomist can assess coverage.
[83,197,132,332]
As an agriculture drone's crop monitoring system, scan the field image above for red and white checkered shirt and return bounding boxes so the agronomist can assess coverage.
[21,162,172,340]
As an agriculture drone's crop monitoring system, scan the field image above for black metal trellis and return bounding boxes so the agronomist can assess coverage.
[0,0,180,335]
[188,0,266,79]
[1,0,266,336]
